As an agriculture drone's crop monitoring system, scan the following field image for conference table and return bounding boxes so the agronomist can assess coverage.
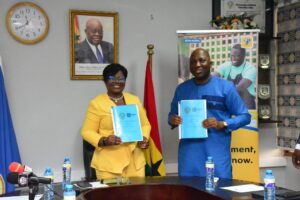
[1,176,295,200]
[76,176,285,200]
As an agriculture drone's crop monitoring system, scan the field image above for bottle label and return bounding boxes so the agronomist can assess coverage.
[265,183,275,188]
[63,164,71,169]
[206,163,214,168]
[64,196,76,200]
[264,178,275,184]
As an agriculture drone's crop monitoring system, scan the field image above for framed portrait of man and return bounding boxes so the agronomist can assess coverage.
[69,10,119,80]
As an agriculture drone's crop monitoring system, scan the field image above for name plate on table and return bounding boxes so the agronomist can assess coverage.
[111,104,143,142]
[178,99,207,139]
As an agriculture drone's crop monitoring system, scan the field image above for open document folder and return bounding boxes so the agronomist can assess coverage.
[111,104,143,142]
[179,99,208,139]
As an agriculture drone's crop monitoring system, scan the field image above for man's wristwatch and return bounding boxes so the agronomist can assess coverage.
[223,121,228,128]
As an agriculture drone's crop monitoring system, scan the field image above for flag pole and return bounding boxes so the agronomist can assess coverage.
[147,44,154,72]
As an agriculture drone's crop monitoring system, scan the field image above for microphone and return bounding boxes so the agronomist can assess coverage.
[9,162,33,173]
[7,172,51,186]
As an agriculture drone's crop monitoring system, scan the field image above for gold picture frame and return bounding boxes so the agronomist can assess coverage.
[69,10,119,80]
[0,174,4,195]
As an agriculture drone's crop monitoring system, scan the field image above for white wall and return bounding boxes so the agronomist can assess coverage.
[0,0,211,180]
[1,0,300,191]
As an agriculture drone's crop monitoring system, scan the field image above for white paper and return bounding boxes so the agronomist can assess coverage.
[89,182,108,188]
[221,184,264,193]
[73,182,108,189]
[0,194,42,200]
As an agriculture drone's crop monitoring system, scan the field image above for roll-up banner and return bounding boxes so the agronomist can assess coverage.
[177,30,259,182]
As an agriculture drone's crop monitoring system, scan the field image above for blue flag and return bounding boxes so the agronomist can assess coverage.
[0,60,21,193]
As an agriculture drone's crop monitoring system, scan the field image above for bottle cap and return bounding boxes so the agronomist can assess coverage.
[207,156,213,160]
[64,157,71,163]
[265,169,272,175]
[65,184,73,190]
[44,167,52,174]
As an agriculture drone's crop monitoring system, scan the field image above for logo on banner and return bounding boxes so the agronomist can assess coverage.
[227,1,234,9]
[240,36,253,48]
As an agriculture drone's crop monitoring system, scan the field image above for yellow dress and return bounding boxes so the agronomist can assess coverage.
[81,92,151,175]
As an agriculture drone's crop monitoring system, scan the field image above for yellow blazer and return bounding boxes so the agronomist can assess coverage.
[81,92,151,174]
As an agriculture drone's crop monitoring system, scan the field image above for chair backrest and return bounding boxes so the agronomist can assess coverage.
[0,174,5,195]
[82,140,96,180]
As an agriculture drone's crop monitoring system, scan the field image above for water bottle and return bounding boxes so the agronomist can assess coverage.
[43,167,54,200]
[264,169,276,200]
[63,184,76,200]
[205,156,214,191]
[62,157,72,189]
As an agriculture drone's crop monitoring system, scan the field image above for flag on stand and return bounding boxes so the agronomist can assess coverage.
[0,57,21,193]
[144,58,166,176]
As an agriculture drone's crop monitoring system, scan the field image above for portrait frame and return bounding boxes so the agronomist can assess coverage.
[212,0,274,38]
[69,10,119,80]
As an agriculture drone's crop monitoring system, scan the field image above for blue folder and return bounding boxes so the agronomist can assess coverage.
[111,104,143,142]
[179,100,208,139]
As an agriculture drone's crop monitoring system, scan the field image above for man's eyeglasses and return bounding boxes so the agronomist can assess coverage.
[107,76,126,83]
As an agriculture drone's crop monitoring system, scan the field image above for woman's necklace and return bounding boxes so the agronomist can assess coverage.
[108,95,124,103]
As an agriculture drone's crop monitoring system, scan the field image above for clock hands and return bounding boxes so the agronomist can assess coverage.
[25,16,29,26]
[17,15,29,30]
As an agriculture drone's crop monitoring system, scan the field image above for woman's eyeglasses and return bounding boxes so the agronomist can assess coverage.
[107,76,126,83]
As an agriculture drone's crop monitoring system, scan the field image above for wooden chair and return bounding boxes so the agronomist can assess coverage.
[83,140,96,180]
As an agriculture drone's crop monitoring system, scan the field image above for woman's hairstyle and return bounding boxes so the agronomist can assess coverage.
[103,63,128,82]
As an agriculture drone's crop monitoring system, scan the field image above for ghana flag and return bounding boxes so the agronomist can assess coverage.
[144,57,166,176]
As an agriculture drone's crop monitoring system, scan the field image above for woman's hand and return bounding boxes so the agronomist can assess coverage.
[103,135,122,146]
[138,136,149,149]
[170,115,182,126]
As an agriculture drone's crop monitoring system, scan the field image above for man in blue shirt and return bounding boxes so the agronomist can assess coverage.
[213,44,257,109]
[168,48,251,178]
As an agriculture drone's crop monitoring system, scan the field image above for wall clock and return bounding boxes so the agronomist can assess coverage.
[6,2,49,45]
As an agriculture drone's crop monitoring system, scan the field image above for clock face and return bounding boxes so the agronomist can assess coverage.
[6,2,49,44]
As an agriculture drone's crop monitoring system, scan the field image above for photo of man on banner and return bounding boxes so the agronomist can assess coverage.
[213,43,257,109]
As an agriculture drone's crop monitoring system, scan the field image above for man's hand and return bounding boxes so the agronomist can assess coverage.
[138,136,149,149]
[202,118,226,130]
[170,115,182,126]
[292,149,300,169]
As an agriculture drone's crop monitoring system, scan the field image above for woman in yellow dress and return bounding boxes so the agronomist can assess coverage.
[81,63,151,180]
